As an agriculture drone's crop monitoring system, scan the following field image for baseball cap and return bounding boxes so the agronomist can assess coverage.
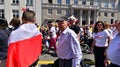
[56,16,68,22]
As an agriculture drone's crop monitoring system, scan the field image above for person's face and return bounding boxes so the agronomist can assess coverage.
[114,21,119,27]
[41,26,45,30]
[68,19,74,25]
[115,22,120,32]
[48,23,52,27]
[58,20,68,32]
[97,22,104,31]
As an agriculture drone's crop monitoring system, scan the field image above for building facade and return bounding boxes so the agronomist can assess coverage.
[117,0,120,19]
[0,0,119,25]
[0,0,42,25]
[42,0,119,25]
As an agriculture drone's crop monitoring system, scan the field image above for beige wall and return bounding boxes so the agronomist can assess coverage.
[42,0,119,25]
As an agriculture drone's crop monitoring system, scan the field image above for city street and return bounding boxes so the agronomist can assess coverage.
[37,50,95,67]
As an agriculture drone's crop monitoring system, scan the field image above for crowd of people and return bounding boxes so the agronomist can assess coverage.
[0,9,120,67]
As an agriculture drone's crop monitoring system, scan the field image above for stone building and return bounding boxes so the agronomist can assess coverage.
[0,0,119,25]
[0,0,42,25]
[42,0,119,25]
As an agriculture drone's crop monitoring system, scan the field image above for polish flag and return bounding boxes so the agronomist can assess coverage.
[6,24,42,67]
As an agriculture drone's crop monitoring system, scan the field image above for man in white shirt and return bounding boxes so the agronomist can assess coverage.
[56,16,82,67]
[106,20,120,67]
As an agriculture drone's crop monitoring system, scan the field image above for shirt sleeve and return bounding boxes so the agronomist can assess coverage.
[92,33,95,38]
[68,32,82,67]
[104,30,110,37]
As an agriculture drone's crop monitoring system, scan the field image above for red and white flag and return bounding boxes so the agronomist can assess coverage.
[6,24,42,67]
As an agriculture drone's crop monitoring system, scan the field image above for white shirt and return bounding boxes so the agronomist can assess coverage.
[56,27,82,67]
[92,30,110,47]
[50,26,57,38]
[107,34,120,66]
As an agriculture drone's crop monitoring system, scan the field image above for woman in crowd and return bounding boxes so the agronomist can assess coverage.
[9,17,21,31]
[91,21,111,67]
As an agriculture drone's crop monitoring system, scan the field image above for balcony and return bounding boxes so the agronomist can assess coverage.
[71,4,100,10]
[42,3,118,12]
[100,8,118,12]
[42,3,69,9]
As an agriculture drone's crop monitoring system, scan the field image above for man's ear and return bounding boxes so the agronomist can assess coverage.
[21,18,27,24]
[34,19,36,23]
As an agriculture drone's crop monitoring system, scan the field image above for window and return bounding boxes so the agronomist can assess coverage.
[0,9,4,18]
[48,0,52,4]
[104,12,107,17]
[111,3,115,8]
[57,0,61,4]
[111,19,113,24]
[26,0,33,5]
[82,11,86,17]
[103,3,108,8]
[82,1,86,5]
[66,0,70,4]
[111,13,114,17]
[90,11,93,17]
[12,0,19,4]
[118,1,120,11]
[48,9,52,14]
[0,0,4,4]
[97,2,101,7]
[74,0,78,4]
[13,10,19,18]
[98,12,100,16]
[66,10,69,16]
[90,1,94,5]
[57,9,61,14]
[74,12,77,17]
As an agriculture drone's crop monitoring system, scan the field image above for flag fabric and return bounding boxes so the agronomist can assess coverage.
[21,7,26,11]
[6,24,42,67]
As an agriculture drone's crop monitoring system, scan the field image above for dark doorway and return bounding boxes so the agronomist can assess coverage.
[82,21,86,25]
[111,19,113,24]
[90,21,93,25]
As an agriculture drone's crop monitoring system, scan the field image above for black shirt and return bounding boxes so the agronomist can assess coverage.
[0,28,11,60]
[69,24,80,34]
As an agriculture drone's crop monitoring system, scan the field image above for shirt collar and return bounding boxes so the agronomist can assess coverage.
[62,27,69,34]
